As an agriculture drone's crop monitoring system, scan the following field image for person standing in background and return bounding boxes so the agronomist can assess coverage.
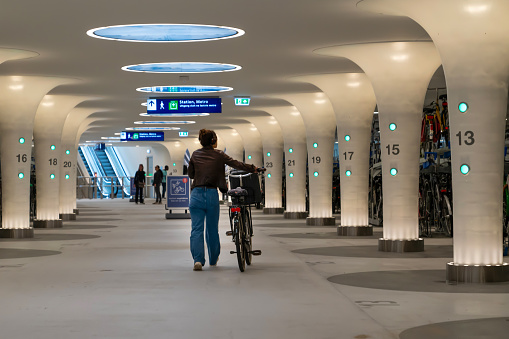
[134,164,145,204]
[153,165,163,204]
[162,165,169,199]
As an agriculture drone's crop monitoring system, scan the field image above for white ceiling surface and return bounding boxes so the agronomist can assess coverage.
[0,0,443,144]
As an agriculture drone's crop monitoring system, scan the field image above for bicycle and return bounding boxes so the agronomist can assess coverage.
[419,155,453,237]
[226,170,263,272]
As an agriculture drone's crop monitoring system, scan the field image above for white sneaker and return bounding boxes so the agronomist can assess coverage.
[193,262,203,271]
[210,258,219,267]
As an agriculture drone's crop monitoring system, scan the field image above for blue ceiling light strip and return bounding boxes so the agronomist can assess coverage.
[136,85,233,93]
[124,62,241,73]
[87,24,244,43]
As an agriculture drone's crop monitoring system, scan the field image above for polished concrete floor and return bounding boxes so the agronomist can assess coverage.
[0,199,508,338]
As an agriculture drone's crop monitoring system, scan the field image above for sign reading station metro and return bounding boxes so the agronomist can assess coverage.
[120,131,165,141]
[146,98,222,114]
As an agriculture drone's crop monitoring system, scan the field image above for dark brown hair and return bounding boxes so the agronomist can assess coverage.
[199,129,217,147]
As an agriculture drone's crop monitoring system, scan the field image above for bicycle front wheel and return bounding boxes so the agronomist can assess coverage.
[234,215,245,272]
[244,209,252,265]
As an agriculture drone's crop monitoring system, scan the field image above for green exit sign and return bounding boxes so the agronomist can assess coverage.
[234,97,251,106]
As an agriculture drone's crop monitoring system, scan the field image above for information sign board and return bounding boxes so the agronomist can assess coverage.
[166,176,190,208]
[120,131,165,142]
[147,98,221,114]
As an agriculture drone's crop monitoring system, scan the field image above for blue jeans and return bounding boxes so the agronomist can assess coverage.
[189,187,220,265]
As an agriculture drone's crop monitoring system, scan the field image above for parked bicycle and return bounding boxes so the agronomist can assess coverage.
[226,169,263,272]
[419,155,453,237]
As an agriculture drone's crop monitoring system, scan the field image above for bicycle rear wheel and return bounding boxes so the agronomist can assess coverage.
[441,195,453,237]
[234,215,245,272]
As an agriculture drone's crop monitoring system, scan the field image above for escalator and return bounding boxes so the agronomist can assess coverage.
[78,146,130,198]
[78,147,93,176]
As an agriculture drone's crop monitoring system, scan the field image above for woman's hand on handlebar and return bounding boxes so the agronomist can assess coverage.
[256,167,266,173]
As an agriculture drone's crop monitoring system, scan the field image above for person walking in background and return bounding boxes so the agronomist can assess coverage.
[188,129,265,271]
[134,164,146,204]
[162,165,169,199]
[153,165,163,204]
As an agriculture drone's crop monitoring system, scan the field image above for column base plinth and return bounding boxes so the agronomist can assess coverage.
[337,226,373,236]
[446,263,509,283]
[284,211,308,219]
[306,217,336,226]
[0,228,34,238]
[73,209,79,215]
[33,219,63,228]
[263,207,284,214]
[378,238,424,252]
[59,213,76,221]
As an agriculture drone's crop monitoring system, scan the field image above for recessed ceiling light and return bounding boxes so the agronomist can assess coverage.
[124,62,241,73]
[134,121,196,125]
[87,24,245,43]
[136,85,233,93]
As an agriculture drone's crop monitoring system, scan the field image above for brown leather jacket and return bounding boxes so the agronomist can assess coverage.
[188,146,257,193]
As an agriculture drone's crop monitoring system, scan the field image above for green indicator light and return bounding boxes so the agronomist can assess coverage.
[389,123,397,131]
[65,174,70,180]
[313,171,319,177]
[19,137,25,144]
[458,102,469,113]
[248,155,252,160]
[345,170,352,177]
[266,152,271,157]
[313,142,318,148]
[345,135,351,142]
[267,173,272,178]
[18,172,24,179]
[289,173,294,178]
[173,163,176,167]
[66,150,70,155]
[50,145,56,150]
[390,168,398,176]
[50,174,55,179]
[288,148,293,153]
[460,164,470,175]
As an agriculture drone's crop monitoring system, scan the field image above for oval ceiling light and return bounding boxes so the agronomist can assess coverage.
[87,24,245,43]
[134,121,196,124]
[136,85,233,93]
[125,127,180,131]
[124,62,241,73]
[139,112,209,117]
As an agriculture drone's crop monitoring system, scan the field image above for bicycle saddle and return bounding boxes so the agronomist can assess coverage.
[227,187,248,196]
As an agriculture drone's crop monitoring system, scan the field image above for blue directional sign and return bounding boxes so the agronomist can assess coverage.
[120,131,165,141]
[167,176,190,208]
[147,98,222,114]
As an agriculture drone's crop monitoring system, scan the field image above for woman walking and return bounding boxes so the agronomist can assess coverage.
[188,129,264,271]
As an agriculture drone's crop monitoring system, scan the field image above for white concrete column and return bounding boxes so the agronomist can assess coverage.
[0,75,75,238]
[277,93,337,226]
[60,109,103,216]
[216,129,244,162]
[161,141,186,176]
[260,106,308,218]
[296,73,377,235]
[359,0,509,281]
[33,95,90,227]
[316,42,441,250]
[249,116,284,213]
[233,123,263,168]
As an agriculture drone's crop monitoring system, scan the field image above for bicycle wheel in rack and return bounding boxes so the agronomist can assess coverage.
[440,195,453,237]
[234,215,245,272]
[244,208,253,265]
[422,180,432,237]
[418,188,427,237]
